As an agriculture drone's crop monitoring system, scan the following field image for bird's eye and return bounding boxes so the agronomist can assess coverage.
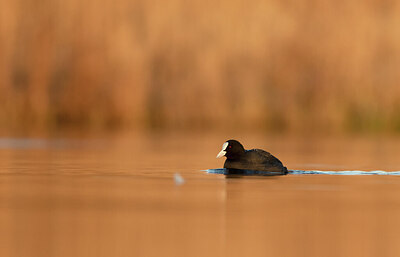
[229,145,232,149]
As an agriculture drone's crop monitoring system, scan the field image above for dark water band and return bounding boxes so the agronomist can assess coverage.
[206,168,400,176]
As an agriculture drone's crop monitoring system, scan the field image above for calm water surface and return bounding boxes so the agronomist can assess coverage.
[1,133,400,257]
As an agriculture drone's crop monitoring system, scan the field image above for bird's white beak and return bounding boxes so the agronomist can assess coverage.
[216,150,226,158]
[216,142,229,158]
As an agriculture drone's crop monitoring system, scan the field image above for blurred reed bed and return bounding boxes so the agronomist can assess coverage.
[1,0,400,133]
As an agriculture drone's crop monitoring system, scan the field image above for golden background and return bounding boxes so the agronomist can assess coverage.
[1,0,400,133]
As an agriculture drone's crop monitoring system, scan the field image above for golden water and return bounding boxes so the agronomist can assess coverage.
[1,133,400,257]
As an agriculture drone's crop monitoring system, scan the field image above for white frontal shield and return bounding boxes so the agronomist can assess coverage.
[216,142,229,158]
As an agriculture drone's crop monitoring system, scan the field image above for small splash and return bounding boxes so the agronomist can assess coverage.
[206,168,400,176]
[174,173,185,185]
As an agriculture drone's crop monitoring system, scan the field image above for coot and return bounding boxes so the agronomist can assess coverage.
[216,139,288,174]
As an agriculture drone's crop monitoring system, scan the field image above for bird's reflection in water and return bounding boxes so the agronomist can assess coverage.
[207,168,286,178]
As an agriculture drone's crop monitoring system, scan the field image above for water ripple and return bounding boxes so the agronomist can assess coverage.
[207,168,400,176]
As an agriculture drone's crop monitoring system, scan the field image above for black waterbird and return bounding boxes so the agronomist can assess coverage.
[216,139,288,175]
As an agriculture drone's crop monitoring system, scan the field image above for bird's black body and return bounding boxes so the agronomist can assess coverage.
[217,140,288,175]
